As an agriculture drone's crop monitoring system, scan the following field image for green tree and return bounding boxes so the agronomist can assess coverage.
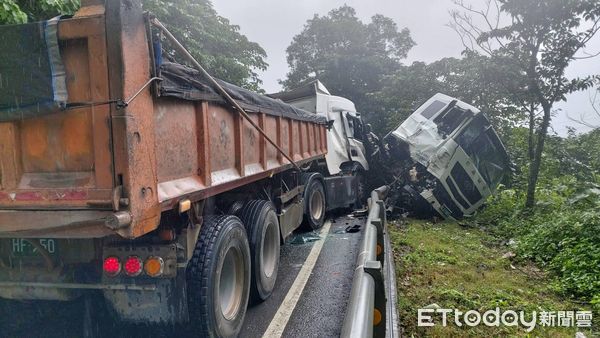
[0,0,268,91]
[451,0,600,207]
[282,5,415,123]
[372,52,526,137]
[368,60,441,134]
[143,0,268,91]
[0,0,79,24]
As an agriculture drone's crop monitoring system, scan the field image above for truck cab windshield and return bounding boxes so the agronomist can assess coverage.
[456,115,509,188]
[433,104,472,138]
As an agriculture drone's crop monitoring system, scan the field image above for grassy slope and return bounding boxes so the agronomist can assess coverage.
[389,219,595,337]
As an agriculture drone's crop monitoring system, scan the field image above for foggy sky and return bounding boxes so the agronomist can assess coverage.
[212,0,600,135]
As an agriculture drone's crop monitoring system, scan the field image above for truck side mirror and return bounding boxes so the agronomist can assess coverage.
[326,120,335,130]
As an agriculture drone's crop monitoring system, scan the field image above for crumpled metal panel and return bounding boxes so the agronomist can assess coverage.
[388,93,479,170]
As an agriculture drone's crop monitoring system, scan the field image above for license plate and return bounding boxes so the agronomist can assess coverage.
[11,238,58,256]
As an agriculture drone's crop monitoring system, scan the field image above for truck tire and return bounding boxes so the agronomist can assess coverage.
[304,179,326,230]
[236,200,280,302]
[187,215,251,338]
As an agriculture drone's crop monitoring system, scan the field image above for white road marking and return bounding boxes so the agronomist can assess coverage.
[262,220,332,338]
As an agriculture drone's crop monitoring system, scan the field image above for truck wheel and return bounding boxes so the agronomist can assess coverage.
[187,215,251,338]
[236,200,280,302]
[304,179,326,230]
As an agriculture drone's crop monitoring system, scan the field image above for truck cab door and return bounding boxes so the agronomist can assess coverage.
[341,112,370,171]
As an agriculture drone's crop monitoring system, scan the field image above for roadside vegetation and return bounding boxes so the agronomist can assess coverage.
[481,127,600,308]
[389,220,596,337]
[389,127,600,337]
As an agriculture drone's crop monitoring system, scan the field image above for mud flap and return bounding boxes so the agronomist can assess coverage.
[103,271,188,324]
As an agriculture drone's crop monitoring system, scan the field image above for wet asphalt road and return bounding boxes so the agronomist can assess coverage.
[0,214,366,338]
[242,214,365,338]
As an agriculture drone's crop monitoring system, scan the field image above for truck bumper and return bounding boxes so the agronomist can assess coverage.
[0,210,114,238]
[0,266,83,301]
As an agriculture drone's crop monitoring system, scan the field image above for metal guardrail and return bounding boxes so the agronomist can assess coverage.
[341,185,399,338]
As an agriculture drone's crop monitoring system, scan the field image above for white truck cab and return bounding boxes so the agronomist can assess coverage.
[381,93,510,219]
[270,81,369,176]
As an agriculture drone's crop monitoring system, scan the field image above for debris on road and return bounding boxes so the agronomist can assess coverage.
[289,232,322,245]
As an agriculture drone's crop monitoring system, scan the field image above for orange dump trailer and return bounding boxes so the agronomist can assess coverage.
[0,5,326,240]
[0,1,332,335]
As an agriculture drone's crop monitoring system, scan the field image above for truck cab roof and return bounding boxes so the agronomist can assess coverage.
[269,80,357,118]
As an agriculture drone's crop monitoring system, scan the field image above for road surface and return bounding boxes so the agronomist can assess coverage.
[0,213,367,338]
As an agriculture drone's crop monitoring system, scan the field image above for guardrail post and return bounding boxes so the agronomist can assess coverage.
[377,199,386,226]
[364,260,386,337]
[371,218,384,264]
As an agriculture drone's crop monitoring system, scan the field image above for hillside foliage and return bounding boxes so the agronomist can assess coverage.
[0,0,267,91]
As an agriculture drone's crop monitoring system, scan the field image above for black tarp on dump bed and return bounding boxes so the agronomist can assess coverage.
[158,62,326,124]
[0,17,67,122]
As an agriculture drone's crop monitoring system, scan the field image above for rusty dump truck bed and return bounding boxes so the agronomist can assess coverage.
[0,3,327,239]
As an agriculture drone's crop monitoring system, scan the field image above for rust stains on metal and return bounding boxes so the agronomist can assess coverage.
[0,1,328,240]
[22,120,48,159]
[195,101,212,186]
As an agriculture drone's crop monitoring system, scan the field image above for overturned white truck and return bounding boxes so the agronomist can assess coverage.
[371,93,511,219]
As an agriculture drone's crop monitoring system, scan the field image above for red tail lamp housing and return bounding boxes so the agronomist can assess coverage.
[124,256,143,277]
[103,256,121,277]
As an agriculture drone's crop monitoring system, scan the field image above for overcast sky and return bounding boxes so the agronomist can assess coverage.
[212,0,600,135]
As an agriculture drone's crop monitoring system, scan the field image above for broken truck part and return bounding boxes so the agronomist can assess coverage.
[0,1,371,336]
[370,93,511,220]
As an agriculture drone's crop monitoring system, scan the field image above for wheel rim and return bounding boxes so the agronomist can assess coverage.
[261,220,278,279]
[310,188,324,221]
[219,245,244,320]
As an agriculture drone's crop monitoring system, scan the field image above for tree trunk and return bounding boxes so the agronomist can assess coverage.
[525,104,551,208]
[527,104,536,162]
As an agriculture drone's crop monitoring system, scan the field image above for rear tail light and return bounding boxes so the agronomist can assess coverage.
[144,256,165,277]
[103,256,121,277]
[124,256,143,276]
